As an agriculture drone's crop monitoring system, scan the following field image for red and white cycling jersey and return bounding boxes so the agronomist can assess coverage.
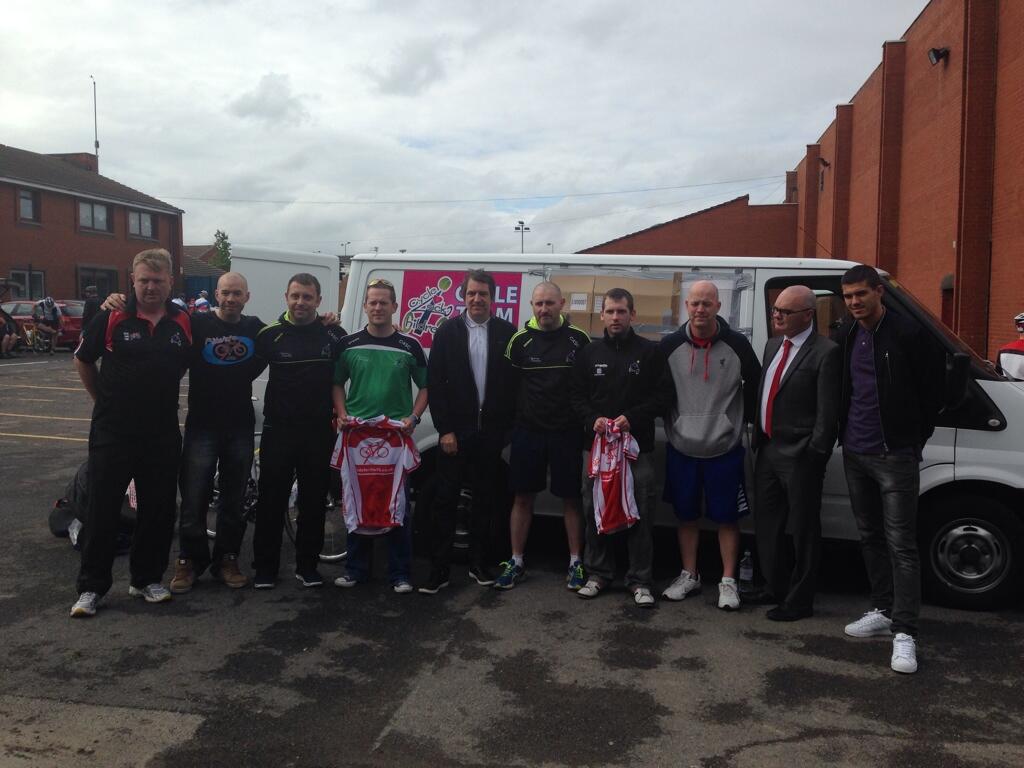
[330,416,421,535]
[588,424,640,534]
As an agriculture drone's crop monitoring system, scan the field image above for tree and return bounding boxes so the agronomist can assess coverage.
[211,229,231,270]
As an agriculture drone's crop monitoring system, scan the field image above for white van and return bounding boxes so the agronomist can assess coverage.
[328,252,1023,609]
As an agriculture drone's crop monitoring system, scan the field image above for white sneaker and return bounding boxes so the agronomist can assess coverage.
[128,583,172,603]
[891,633,918,674]
[662,570,701,601]
[577,579,603,599]
[845,608,893,638]
[632,586,655,608]
[718,578,740,611]
[334,574,358,588]
[70,592,99,617]
[393,581,414,594]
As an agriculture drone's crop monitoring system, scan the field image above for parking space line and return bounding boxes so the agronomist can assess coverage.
[0,361,50,367]
[0,412,91,421]
[2,384,84,391]
[19,398,55,402]
[0,432,88,442]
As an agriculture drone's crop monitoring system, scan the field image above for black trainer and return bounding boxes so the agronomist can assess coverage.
[417,570,451,595]
[468,565,496,586]
[295,568,324,588]
[253,572,276,590]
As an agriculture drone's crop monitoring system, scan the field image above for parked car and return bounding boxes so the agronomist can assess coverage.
[1,299,84,349]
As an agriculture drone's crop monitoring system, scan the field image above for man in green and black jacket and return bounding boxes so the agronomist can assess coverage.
[494,281,591,591]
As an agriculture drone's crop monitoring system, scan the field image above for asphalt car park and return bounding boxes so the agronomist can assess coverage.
[1,354,1023,768]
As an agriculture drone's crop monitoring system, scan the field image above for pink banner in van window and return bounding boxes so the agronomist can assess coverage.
[399,270,523,349]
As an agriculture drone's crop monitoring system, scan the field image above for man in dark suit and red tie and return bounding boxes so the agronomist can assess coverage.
[752,285,841,621]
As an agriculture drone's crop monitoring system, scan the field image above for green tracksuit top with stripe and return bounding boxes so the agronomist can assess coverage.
[505,315,591,433]
[334,327,428,420]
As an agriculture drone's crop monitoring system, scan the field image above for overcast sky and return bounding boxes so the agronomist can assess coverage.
[3,0,926,255]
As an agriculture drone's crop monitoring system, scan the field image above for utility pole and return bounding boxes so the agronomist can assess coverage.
[515,220,530,254]
[547,242,554,253]
[89,75,99,165]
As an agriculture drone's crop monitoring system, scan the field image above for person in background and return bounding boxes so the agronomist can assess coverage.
[995,312,1024,381]
[0,306,18,358]
[81,285,101,334]
[32,296,62,354]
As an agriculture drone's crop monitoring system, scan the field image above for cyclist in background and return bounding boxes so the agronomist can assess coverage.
[996,312,1024,381]
[33,296,62,354]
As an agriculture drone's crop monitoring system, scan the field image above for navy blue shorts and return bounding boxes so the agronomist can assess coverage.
[509,427,583,499]
[663,443,750,524]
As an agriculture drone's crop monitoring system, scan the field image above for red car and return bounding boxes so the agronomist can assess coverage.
[1,300,84,349]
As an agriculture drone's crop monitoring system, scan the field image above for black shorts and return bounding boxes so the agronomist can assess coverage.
[1,322,16,336]
[509,427,583,499]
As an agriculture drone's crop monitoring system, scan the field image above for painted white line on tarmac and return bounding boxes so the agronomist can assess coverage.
[0,412,91,421]
[2,384,84,391]
[0,432,88,442]
[19,398,55,402]
[0,360,50,367]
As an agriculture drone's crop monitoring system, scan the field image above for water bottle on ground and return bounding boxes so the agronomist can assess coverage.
[739,549,754,595]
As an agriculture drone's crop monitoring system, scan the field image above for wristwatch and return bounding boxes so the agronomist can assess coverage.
[412,414,422,426]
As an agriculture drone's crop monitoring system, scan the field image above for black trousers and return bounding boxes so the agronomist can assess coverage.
[753,441,827,611]
[252,422,334,576]
[76,432,181,596]
[429,429,504,573]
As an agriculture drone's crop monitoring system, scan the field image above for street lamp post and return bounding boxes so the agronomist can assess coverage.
[342,241,351,258]
[546,242,554,253]
[515,220,530,254]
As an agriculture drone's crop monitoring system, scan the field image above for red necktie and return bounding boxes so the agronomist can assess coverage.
[764,339,792,439]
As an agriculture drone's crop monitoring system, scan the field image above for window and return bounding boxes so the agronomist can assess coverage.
[9,270,45,299]
[77,266,119,298]
[18,189,40,222]
[78,201,112,232]
[128,210,156,239]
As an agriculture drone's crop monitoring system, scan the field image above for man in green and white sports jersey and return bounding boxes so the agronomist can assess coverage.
[332,278,428,593]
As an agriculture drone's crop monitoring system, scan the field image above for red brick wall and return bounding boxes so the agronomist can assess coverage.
[894,0,965,318]
[581,196,797,257]
[988,0,1024,359]
[0,183,182,300]
[847,64,883,265]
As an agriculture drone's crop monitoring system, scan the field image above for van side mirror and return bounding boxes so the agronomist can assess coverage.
[944,352,970,411]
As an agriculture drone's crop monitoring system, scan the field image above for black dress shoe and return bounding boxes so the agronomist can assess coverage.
[766,605,814,622]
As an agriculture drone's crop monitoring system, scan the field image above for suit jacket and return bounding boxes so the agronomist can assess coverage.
[753,331,841,459]
[427,313,517,436]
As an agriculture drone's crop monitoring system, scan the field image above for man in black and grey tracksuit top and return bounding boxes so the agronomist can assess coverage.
[659,280,761,610]
[494,281,592,591]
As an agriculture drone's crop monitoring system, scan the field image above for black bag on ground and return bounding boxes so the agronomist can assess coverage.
[49,460,137,552]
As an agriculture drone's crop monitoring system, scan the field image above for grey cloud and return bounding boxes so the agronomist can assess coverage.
[368,37,451,96]
[228,72,309,125]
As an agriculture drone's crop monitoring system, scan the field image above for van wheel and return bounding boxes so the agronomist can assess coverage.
[920,495,1023,609]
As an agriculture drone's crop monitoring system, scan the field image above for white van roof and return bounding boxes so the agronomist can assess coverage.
[351,253,866,271]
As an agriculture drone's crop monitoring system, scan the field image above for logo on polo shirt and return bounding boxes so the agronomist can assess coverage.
[170,332,184,347]
[593,363,608,377]
[628,360,641,375]
[203,335,255,365]
[122,330,142,342]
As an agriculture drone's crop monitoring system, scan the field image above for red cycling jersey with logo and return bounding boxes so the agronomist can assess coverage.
[330,416,421,535]
[588,424,640,534]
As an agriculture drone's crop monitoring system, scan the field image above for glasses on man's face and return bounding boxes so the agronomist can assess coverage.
[771,306,814,317]
[368,278,394,288]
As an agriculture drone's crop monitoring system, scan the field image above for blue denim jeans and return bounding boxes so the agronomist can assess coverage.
[178,426,254,572]
[344,488,413,585]
[843,450,921,636]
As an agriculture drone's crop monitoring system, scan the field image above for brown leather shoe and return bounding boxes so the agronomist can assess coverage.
[169,558,195,594]
[217,554,249,589]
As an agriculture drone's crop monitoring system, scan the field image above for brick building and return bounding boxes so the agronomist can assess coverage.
[0,144,183,301]
[582,0,1023,361]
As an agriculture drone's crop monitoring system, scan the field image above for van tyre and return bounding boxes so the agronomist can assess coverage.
[920,494,1023,610]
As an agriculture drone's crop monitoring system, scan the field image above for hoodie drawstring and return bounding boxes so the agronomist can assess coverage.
[690,336,712,381]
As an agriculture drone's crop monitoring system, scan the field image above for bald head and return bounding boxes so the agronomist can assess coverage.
[218,271,249,292]
[215,271,251,322]
[685,280,721,339]
[772,284,817,336]
[531,281,565,331]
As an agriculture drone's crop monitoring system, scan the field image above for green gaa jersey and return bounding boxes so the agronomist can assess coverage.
[335,328,428,419]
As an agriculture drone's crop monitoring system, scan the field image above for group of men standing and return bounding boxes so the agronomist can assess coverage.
[68,250,943,677]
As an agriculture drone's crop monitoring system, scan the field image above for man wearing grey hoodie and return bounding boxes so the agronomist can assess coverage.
[659,280,761,610]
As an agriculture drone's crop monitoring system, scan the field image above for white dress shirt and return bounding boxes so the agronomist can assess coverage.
[465,313,489,407]
[760,324,814,433]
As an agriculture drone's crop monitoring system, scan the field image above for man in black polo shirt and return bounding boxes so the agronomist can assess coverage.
[71,248,191,617]
[252,273,346,589]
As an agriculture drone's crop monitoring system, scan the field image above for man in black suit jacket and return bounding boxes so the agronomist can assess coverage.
[419,269,517,594]
[752,285,840,621]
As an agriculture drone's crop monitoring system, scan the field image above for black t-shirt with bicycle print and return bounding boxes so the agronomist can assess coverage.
[187,313,268,431]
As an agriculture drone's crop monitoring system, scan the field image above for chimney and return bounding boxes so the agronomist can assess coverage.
[48,153,98,173]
